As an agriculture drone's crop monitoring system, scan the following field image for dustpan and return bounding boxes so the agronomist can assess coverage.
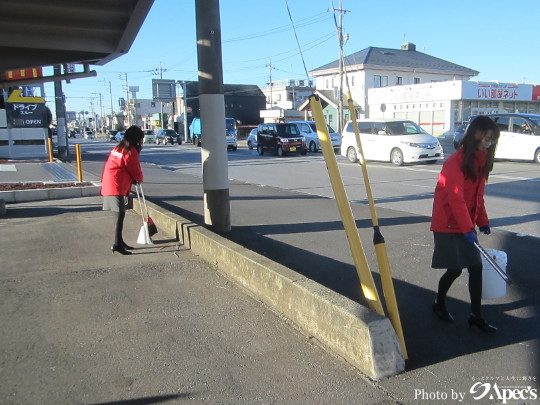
[135,183,154,245]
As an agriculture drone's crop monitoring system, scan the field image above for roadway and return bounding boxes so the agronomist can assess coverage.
[81,136,540,238]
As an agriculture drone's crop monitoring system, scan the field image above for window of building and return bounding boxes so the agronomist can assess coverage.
[151,102,155,107]
[414,77,421,84]
[396,76,403,85]
[326,79,329,88]
[374,75,388,88]
[351,76,355,86]
[276,94,281,101]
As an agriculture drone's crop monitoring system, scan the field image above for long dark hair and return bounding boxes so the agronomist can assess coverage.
[116,125,144,154]
[460,115,500,180]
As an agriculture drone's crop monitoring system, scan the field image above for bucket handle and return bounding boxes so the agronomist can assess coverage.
[474,242,513,285]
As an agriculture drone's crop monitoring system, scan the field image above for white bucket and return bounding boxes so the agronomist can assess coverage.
[481,248,507,300]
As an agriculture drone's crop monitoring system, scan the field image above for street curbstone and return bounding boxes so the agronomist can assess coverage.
[134,196,405,379]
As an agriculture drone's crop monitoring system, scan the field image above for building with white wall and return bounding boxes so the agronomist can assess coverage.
[368,80,540,136]
[306,43,478,130]
[261,79,314,110]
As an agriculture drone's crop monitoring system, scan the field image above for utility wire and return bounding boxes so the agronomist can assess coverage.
[284,0,311,83]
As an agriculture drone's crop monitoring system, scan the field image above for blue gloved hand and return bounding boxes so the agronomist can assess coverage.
[479,225,491,235]
[463,231,478,245]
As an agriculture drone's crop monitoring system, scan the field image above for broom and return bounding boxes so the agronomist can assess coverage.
[138,183,158,236]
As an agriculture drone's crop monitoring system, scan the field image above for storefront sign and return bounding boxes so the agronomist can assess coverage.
[5,89,47,128]
[461,82,531,101]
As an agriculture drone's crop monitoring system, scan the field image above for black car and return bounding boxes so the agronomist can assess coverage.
[453,119,476,149]
[155,129,182,145]
[106,129,119,142]
[256,123,307,157]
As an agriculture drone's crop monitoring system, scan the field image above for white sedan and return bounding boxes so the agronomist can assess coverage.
[341,119,443,166]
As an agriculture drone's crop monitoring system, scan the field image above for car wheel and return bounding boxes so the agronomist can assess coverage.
[178,139,182,145]
[346,146,358,163]
[277,146,284,157]
[390,148,404,166]
[300,148,307,155]
[232,146,237,151]
[257,145,264,156]
[535,148,540,164]
[248,141,253,150]
[163,139,167,145]
[426,159,438,164]
[197,139,202,147]
[309,141,317,153]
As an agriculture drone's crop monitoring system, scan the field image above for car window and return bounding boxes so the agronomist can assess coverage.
[308,123,317,132]
[511,117,532,134]
[358,122,371,134]
[373,123,386,134]
[301,124,311,133]
[494,116,509,132]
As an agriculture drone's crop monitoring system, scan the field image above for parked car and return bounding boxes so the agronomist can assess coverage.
[106,129,119,142]
[142,129,155,143]
[452,122,469,149]
[155,129,182,145]
[256,123,307,157]
[289,120,341,153]
[247,128,258,149]
[340,119,443,166]
[115,131,125,143]
[84,131,94,140]
[483,113,540,164]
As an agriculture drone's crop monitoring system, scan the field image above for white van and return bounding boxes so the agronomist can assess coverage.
[340,118,443,166]
[484,114,540,164]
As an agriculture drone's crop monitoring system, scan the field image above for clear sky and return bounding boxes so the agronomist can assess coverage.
[45,0,540,117]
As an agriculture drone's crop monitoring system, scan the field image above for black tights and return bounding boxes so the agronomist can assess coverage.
[114,211,126,247]
[436,264,483,316]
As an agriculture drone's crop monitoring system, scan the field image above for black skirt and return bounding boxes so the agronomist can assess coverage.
[431,232,481,269]
[102,195,127,213]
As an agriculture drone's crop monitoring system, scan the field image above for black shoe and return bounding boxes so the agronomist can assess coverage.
[468,315,497,333]
[432,300,454,323]
[121,242,134,250]
[111,245,132,255]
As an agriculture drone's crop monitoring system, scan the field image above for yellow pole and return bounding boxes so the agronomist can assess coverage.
[47,138,54,162]
[346,92,408,358]
[309,95,384,315]
[75,144,83,182]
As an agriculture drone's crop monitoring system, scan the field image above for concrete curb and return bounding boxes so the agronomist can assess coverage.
[0,183,101,203]
[135,199,405,380]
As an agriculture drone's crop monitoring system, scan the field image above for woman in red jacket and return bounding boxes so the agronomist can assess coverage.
[431,115,500,332]
[101,126,144,255]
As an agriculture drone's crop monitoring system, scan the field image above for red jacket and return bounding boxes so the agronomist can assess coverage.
[100,147,143,196]
[431,148,489,234]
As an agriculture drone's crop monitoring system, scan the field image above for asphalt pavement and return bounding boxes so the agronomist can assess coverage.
[1,146,539,404]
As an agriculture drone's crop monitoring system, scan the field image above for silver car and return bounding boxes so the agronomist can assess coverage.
[289,120,341,153]
[247,128,258,149]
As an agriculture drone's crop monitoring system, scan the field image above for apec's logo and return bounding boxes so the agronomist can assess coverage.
[470,382,538,404]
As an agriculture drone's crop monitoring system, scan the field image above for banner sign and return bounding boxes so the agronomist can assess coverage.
[5,89,47,128]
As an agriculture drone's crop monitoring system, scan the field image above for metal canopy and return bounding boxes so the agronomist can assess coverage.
[0,0,154,72]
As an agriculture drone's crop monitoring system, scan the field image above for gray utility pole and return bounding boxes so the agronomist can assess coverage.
[196,0,231,232]
[53,65,69,162]
[333,1,349,135]
[119,73,130,126]
[182,81,188,142]
[155,63,166,129]
[266,60,274,107]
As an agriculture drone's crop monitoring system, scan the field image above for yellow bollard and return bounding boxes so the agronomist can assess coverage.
[309,95,384,315]
[47,137,54,162]
[75,144,83,182]
[346,91,408,358]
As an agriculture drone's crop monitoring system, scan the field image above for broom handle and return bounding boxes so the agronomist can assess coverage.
[134,183,147,224]
[138,183,151,221]
[474,242,512,285]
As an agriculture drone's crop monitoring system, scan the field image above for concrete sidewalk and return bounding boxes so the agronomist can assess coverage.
[0,197,391,405]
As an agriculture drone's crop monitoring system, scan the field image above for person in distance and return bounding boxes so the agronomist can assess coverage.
[430,115,500,333]
[101,125,144,255]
